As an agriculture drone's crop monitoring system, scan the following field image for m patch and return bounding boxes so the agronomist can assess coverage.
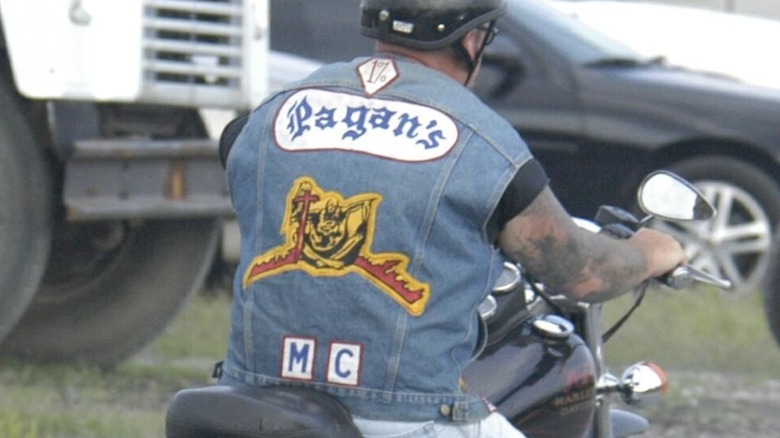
[281,336,316,381]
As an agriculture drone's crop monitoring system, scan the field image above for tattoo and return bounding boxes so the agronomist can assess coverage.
[500,189,647,302]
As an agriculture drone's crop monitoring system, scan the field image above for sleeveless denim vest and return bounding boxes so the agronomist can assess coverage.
[220,55,534,423]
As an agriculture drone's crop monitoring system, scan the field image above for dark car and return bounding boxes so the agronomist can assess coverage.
[269,0,780,294]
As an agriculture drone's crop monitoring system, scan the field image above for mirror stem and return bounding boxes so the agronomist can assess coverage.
[638,215,654,228]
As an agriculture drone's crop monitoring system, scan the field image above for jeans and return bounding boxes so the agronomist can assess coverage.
[352,412,527,438]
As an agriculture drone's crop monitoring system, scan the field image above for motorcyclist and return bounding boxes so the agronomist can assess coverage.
[217,0,686,436]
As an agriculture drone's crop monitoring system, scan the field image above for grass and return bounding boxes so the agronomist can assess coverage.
[603,284,780,378]
[0,284,778,437]
[0,292,233,438]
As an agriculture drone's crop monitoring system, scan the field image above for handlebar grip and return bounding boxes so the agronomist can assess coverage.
[662,266,694,290]
[661,265,733,290]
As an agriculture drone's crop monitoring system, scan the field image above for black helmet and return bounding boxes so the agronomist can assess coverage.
[360,0,507,51]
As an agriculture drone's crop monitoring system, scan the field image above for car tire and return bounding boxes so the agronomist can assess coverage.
[0,219,219,367]
[764,232,780,348]
[655,156,780,293]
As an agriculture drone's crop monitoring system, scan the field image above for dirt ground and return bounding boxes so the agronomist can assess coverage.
[634,371,780,437]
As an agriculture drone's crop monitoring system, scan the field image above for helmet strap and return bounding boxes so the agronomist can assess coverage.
[452,43,477,86]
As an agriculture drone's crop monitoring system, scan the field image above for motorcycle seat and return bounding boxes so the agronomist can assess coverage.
[166,384,362,438]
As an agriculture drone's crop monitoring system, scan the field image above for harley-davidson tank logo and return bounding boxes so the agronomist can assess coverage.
[275,89,458,162]
[243,177,431,316]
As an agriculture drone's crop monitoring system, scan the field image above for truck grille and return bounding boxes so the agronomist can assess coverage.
[142,0,249,107]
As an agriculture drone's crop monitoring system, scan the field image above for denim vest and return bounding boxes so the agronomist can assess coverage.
[221,55,534,423]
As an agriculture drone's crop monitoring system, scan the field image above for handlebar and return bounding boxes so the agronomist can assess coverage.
[662,265,733,291]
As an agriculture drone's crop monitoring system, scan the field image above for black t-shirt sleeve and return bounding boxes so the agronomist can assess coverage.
[219,113,250,168]
[487,158,549,242]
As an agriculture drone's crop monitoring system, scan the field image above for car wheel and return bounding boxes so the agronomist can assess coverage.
[0,219,219,367]
[764,233,780,348]
[0,77,52,343]
[653,156,779,293]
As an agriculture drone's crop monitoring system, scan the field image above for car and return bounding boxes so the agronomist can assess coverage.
[268,0,780,295]
[549,0,780,90]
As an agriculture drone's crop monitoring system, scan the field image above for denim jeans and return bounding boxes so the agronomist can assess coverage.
[352,412,527,438]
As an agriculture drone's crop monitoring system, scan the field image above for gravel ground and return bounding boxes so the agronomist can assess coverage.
[632,371,780,437]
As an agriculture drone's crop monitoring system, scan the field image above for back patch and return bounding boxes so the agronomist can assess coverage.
[243,176,431,316]
[275,88,458,163]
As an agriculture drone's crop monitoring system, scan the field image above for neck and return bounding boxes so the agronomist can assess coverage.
[374,42,469,85]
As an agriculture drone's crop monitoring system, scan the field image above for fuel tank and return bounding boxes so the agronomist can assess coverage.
[463,314,597,438]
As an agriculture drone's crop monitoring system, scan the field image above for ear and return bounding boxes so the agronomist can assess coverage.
[461,29,483,61]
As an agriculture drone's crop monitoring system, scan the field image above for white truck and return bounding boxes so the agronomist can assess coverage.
[0,0,268,366]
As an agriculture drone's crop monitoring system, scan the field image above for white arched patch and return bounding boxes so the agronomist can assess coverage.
[275,89,458,162]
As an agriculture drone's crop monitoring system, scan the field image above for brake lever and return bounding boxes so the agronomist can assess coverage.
[662,265,733,291]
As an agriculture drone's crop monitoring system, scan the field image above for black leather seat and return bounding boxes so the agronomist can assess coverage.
[166,385,362,438]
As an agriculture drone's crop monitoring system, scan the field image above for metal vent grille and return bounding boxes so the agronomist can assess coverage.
[142,0,246,107]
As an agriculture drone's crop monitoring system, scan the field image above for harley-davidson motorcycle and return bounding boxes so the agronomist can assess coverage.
[166,171,732,438]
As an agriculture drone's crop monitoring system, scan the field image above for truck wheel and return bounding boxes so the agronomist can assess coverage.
[1,218,219,367]
[0,79,52,343]
[655,156,780,293]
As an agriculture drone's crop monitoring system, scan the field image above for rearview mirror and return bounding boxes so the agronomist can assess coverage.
[638,171,715,221]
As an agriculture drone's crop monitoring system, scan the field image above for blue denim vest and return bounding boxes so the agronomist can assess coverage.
[221,55,534,423]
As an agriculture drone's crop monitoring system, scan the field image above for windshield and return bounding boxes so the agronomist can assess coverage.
[506,0,647,65]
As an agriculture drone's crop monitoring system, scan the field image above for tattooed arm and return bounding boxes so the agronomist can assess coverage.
[497,187,686,303]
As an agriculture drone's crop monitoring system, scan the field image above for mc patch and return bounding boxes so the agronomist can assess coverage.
[243,177,431,316]
[326,341,363,387]
[281,336,316,381]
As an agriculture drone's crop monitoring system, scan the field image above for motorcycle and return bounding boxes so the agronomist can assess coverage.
[166,171,732,438]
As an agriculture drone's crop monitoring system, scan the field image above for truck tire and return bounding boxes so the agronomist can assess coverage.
[1,218,219,367]
[0,78,52,343]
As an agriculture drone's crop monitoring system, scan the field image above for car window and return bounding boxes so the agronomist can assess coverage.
[506,0,643,65]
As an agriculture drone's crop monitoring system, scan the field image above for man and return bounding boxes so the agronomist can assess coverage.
[218,0,686,436]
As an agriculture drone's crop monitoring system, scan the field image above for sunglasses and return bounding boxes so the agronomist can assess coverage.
[478,24,500,46]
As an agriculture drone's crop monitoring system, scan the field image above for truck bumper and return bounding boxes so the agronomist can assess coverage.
[63,138,234,221]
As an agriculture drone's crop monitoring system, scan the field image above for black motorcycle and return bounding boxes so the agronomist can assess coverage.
[166,171,731,438]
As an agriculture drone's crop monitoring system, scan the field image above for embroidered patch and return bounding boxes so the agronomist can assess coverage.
[357,57,398,95]
[327,342,363,386]
[243,176,431,316]
[275,88,458,162]
[281,336,316,381]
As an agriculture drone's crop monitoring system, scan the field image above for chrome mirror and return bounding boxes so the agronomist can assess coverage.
[638,171,715,221]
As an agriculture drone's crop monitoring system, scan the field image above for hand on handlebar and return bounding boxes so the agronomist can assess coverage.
[629,228,688,279]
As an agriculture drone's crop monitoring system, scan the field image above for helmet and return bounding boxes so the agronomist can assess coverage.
[360,0,507,51]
